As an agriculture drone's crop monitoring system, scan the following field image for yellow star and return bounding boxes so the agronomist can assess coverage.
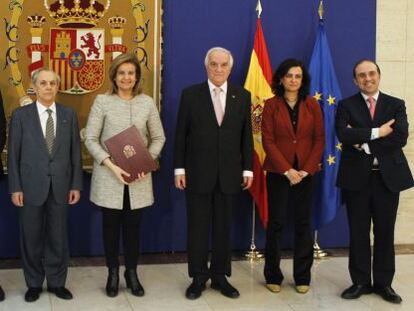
[327,154,336,166]
[336,143,342,151]
[313,91,322,101]
[327,95,336,105]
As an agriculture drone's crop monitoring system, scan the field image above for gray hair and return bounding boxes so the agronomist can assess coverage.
[31,68,61,85]
[204,47,234,68]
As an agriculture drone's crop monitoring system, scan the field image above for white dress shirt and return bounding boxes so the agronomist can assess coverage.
[359,91,379,165]
[36,101,56,137]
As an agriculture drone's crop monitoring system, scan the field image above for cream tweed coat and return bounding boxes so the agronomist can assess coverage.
[85,94,165,210]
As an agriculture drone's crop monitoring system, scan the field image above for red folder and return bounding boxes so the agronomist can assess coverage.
[104,126,158,183]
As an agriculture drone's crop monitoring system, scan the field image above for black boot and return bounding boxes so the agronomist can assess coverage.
[124,269,144,296]
[105,267,119,297]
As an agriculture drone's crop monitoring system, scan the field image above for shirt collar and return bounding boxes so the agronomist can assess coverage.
[36,101,56,115]
[208,80,228,94]
[360,91,379,102]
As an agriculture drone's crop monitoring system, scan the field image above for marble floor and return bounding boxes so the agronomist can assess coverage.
[0,254,413,311]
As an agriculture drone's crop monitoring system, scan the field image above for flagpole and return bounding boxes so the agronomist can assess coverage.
[245,0,264,262]
[313,0,329,260]
[245,200,263,261]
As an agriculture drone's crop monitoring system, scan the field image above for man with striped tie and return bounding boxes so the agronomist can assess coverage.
[7,68,82,302]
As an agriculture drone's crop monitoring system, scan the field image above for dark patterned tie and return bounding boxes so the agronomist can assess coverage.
[45,109,55,154]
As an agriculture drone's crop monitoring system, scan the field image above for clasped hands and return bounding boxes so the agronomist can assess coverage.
[285,168,308,186]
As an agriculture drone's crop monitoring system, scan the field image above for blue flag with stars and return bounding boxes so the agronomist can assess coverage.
[309,19,342,230]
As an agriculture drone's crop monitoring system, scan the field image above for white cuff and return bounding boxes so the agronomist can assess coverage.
[243,170,253,177]
[174,168,185,175]
[371,128,379,140]
[361,143,371,154]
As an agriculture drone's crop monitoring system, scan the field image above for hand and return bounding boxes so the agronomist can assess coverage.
[298,170,309,178]
[175,174,186,190]
[68,190,80,205]
[285,168,302,185]
[11,192,24,207]
[103,158,130,184]
[242,176,253,190]
[379,119,395,137]
[136,172,146,180]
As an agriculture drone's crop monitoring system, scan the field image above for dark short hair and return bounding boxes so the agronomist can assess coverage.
[108,53,142,96]
[271,58,310,101]
[352,59,381,78]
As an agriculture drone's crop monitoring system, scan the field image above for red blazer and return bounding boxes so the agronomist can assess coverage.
[261,95,325,175]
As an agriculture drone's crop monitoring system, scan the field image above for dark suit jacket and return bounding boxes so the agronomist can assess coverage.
[335,92,414,192]
[174,82,253,194]
[7,102,83,205]
[0,92,5,177]
[261,95,325,175]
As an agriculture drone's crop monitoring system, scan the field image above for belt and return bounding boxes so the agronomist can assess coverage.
[372,165,380,171]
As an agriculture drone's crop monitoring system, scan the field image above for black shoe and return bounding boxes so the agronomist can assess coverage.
[341,284,372,299]
[47,287,73,300]
[211,277,240,299]
[374,286,402,304]
[124,269,144,297]
[185,280,206,300]
[24,287,42,302]
[106,267,119,297]
[0,286,4,301]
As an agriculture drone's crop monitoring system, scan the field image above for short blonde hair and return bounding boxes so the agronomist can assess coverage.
[108,53,141,96]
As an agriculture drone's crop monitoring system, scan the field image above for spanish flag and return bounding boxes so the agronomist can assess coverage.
[244,13,273,228]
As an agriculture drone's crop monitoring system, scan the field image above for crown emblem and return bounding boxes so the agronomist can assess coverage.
[44,0,111,28]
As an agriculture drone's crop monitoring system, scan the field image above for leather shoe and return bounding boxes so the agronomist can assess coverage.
[341,284,372,299]
[185,280,206,300]
[211,277,240,299]
[47,287,73,300]
[124,269,144,297]
[24,287,42,302]
[374,286,402,304]
[106,267,119,297]
[0,286,5,301]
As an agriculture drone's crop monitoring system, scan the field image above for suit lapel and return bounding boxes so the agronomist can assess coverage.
[30,103,50,155]
[356,94,373,125]
[373,92,386,123]
[52,104,65,157]
[201,82,220,126]
[222,84,237,125]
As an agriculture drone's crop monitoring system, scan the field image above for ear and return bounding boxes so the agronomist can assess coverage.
[353,78,358,86]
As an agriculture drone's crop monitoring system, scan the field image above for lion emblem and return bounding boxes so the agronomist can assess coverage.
[80,32,102,59]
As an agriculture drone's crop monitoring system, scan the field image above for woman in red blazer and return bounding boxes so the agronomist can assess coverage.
[261,59,324,294]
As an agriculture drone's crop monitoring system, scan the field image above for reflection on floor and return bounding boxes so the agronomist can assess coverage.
[1,254,414,310]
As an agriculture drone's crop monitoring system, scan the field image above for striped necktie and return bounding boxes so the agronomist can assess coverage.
[45,109,55,154]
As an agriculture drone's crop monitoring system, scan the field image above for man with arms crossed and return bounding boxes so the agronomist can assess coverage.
[336,59,413,304]
[174,47,253,299]
[8,68,82,302]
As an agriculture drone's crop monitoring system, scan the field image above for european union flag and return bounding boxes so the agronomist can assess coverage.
[309,18,342,230]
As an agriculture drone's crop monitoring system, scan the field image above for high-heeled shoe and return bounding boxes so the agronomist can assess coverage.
[124,269,144,296]
[105,267,119,297]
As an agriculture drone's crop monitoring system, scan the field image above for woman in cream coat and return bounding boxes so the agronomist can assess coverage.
[85,53,165,298]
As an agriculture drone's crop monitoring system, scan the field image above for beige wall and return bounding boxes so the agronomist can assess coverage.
[377,0,414,244]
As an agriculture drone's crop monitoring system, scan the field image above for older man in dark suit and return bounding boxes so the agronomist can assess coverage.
[174,47,253,300]
[8,68,82,302]
[0,91,6,302]
[336,59,414,304]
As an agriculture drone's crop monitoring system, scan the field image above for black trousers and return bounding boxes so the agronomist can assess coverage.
[264,173,314,285]
[186,184,235,283]
[19,189,69,288]
[101,186,143,269]
[344,170,399,288]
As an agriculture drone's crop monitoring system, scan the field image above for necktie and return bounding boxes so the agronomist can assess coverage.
[212,87,224,125]
[45,109,55,154]
[368,96,376,119]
